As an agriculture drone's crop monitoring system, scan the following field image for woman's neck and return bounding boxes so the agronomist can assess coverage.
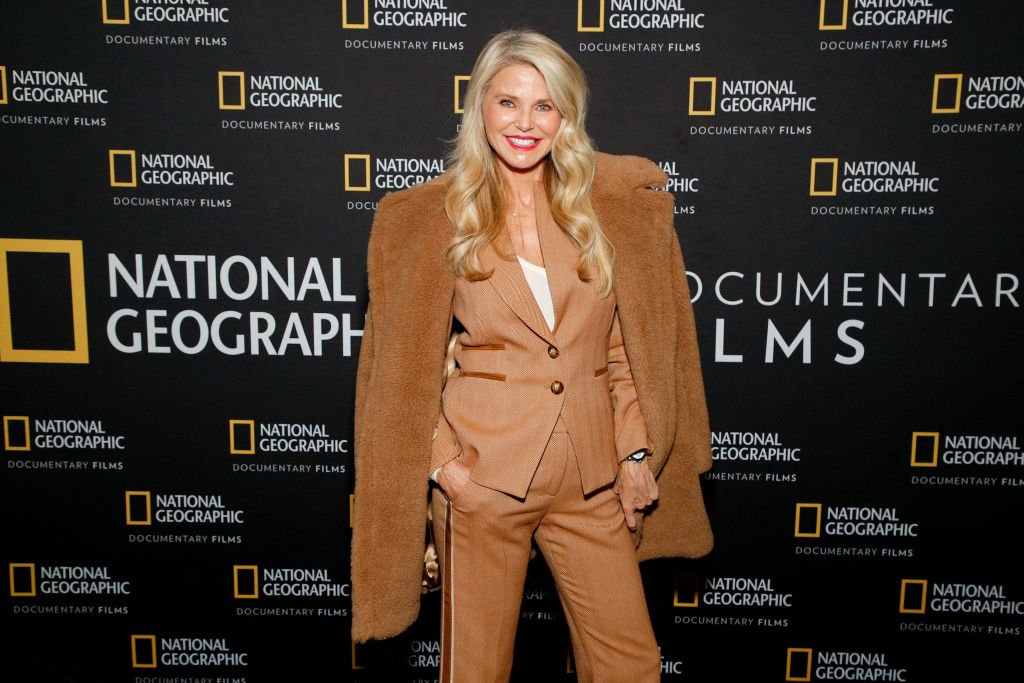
[500,167,543,210]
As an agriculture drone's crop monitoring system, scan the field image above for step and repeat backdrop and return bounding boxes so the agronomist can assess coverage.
[2,1,1022,681]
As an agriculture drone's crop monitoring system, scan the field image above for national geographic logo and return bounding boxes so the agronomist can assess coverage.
[675,575,794,609]
[785,647,908,682]
[130,634,248,668]
[218,71,343,110]
[0,238,89,364]
[343,154,445,210]
[105,251,363,357]
[108,149,234,188]
[672,574,789,629]
[704,431,800,485]
[8,563,130,597]
[577,1,702,54]
[711,431,800,463]
[909,431,1023,487]
[899,578,1024,617]
[227,417,348,458]
[343,154,445,191]
[0,67,109,105]
[218,70,343,133]
[688,77,816,115]
[0,67,107,128]
[125,491,245,526]
[656,160,697,216]
[232,564,350,602]
[809,158,939,196]
[108,148,234,209]
[102,0,230,47]
[932,74,1024,118]
[3,416,125,451]
[910,431,1022,468]
[809,157,938,218]
[102,0,230,25]
[577,0,705,32]
[819,0,954,30]
[931,74,1024,135]
[341,0,468,31]
[794,503,918,558]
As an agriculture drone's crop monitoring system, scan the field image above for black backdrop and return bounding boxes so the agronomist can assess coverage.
[3,2,1022,681]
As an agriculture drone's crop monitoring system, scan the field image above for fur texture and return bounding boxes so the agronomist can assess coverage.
[351,152,713,642]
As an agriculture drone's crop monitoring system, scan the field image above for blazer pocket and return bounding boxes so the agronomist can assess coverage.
[462,344,505,351]
[459,370,506,381]
[594,366,609,377]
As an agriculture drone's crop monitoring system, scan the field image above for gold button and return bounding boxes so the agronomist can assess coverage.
[547,345,559,359]
[550,380,564,395]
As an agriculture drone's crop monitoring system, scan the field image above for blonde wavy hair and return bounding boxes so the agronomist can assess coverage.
[445,29,614,295]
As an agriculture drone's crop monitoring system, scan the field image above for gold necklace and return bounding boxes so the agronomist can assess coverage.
[509,205,528,247]
[508,186,535,254]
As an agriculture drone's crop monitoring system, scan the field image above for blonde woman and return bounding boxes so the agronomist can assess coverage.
[352,30,713,682]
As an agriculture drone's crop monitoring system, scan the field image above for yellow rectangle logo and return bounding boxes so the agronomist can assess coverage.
[234,565,260,599]
[453,75,470,114]
[342,0,369,29]
[0,238,89,364]
[899,578,928,614]
[910,432,940,467]
[109,149,137,187]
[102,0,130,25]
[125,490,152,525]
[786,647,813,682]
[809,158,839,196]
[218,71,246,110]
[9,563,36,596]
[688,77,717,116]
[352,638,368,669]
[229,419,255,454]
[577,0,605,32]
[794,503,823,538]
[673,574,699,607]
[344,154,372,192]
[0,66,8,104]
[131,634,157,668]
[4,415,30,451]
[819,0,848,30]
[932,74,962,114]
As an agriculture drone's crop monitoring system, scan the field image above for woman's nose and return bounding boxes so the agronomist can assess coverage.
[515,108,533,131]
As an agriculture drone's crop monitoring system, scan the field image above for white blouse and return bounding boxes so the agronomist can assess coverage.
[518,256,556,331]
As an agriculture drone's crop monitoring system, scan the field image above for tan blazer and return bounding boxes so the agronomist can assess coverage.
[430,185,649,498]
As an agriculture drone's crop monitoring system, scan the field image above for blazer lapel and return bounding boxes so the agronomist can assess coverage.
[481,227,558,345]
[534,185,579,337]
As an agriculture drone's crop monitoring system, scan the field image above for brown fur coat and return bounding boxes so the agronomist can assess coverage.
[351,152,713,642]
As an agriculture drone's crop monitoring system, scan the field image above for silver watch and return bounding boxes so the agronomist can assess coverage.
[625,448,650,463]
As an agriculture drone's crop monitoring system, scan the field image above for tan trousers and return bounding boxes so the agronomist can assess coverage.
[430,417,660,683]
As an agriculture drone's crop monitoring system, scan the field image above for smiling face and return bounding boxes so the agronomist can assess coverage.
[482,64,563,181]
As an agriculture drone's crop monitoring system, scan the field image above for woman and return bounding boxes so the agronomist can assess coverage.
[351,30,713,682]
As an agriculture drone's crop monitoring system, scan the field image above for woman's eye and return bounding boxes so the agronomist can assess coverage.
[499,99,514,107]
[537,103,552,111]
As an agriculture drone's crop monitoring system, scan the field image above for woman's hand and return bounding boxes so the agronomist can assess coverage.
[614,459,658,531]
[436,457,472,502]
